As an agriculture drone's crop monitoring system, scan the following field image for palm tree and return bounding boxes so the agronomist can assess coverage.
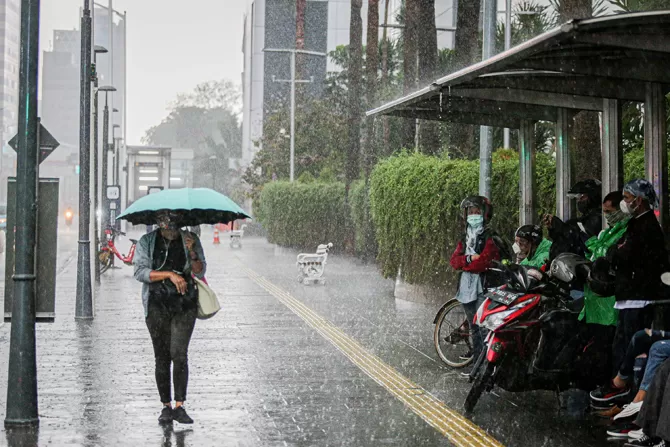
[365,0,380,179]
[449,0,481,158]
[346,0,364,252]
[417,0,441,155]
[401,0,419,149]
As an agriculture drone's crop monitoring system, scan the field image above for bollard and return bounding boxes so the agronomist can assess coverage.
[213,227,220,245]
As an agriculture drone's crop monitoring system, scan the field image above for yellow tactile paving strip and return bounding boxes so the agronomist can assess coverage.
[239,265,505,447]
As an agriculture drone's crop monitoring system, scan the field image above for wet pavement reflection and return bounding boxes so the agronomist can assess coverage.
[0,230,630,446]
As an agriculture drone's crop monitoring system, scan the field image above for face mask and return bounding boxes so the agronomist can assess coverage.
[512,242,521,254]
[467,214,484,227]
[577,201,589,214]
[605,210,626,227]
[620,199,638,215]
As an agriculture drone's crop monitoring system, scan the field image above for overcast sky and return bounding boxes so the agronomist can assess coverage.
[39,0,247,145]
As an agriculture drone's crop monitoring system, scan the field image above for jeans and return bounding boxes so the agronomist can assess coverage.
[640,341,670,392]
[146,299,197,403]
[612,307,653,376]
[462,296,485,361]
[619,330,670,381]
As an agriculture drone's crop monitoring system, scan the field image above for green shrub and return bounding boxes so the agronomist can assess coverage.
[257,181,347,250]
[369,151,556,288]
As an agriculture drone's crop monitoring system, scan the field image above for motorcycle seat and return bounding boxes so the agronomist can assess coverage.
[129,239,138,244]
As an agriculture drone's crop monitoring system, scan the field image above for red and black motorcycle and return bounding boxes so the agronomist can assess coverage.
[464,254,610,412]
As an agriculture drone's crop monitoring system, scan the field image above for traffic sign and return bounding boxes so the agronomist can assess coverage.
[106,185,120,200]
[9,120,60,164]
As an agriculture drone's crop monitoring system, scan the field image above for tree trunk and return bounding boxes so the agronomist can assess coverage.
[450,0,481,158]
[401,0,419,150]
[295,0,307,91]
[363,0,380,261]
[346,0,364,254]
[557,0,600,182]
[365,0,379,179]
[417,0,440,155]
[381,0,391,156]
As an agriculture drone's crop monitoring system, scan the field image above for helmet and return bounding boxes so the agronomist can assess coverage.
[588,257,616,297]
[550,253,591,284]
[568,179,602,201]
[515,224,542,247]
[460,195,493,223]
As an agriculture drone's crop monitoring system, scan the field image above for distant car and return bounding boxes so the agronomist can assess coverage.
[0,203,7,231]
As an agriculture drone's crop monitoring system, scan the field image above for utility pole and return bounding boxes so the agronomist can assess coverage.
[479,0,496,198]
[5,0,41,427]
[76,0,93,320]
[264,48,326,182]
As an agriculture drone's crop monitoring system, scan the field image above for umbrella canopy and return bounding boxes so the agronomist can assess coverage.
[117,188,250,226]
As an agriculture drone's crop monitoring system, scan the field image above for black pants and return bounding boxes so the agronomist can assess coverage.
[146,299,197,403]
[611,306,653,377]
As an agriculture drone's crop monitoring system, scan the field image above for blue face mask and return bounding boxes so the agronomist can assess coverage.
[467,214,484,227]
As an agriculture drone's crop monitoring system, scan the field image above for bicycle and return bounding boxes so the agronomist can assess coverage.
[433,299,474,368]
[98,227,138,274]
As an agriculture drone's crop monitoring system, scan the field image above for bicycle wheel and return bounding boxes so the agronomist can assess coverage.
[433,299,474,368]
[98,250,112,274]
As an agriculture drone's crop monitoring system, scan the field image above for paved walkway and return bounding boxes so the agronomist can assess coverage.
[0,230,616,446]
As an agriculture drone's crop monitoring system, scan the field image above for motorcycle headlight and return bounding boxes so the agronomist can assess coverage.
[479,299,534,331]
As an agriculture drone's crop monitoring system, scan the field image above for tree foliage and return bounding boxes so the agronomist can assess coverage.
[142,80,243,199]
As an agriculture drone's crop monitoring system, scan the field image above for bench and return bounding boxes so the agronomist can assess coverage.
[229,224,247,249]
[296,243,333,285]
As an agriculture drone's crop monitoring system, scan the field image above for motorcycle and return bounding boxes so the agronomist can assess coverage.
[464,254,611,413]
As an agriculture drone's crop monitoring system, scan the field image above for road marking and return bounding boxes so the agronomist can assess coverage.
[239,265,504,447]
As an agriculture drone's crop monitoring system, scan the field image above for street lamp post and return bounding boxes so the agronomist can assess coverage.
[75,0,94,321]
[92,45,108,284]
[5,0,41,428]
[98,86,116,234]
[263,48,326,182]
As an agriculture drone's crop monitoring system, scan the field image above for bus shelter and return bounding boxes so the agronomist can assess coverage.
[367,11,670,230]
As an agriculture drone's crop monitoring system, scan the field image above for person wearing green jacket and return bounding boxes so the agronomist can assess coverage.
[580,191,629,327]
[515,225,552,268]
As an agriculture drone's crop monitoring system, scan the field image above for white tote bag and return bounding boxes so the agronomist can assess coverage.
[195,277,221,320]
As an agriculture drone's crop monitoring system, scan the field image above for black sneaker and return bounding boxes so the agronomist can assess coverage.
[172,406,194,425]
[625,436,665,447]
[591,383,631,402]
[607,423,640,438]
[158,406,173,425]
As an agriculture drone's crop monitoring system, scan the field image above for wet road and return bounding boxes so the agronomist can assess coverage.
[0,229,623,446]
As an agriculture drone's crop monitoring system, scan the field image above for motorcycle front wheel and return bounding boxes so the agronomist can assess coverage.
[464,361,495,413]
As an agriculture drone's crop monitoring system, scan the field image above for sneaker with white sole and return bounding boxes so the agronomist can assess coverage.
[628,428,646,440]
[615,401,643,421]
[624,436,665,447]
[607,423,640,438]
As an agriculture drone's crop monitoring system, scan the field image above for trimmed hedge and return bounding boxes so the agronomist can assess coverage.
[369,151,556,288]
[256,181,347,250]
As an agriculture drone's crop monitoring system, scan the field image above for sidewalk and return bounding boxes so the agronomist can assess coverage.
[0,230,613,446]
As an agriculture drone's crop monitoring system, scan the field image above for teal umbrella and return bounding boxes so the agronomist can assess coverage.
[116,188,250,226]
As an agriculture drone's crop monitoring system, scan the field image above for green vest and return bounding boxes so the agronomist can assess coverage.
[579,220,628,326]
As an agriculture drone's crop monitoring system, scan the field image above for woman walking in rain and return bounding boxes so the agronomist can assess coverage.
[134,210,207,425]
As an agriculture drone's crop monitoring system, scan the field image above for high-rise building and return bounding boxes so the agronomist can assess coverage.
[39,5,127,213]
[240,0,455,171]
[0,0,21,201]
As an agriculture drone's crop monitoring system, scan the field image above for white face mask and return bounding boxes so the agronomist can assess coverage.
[620,199,638,215]
[512,242,521,254]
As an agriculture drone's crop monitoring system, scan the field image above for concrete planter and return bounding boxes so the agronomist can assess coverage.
[394,268,446,304]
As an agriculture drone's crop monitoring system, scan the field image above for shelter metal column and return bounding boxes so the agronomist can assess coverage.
[519,120,536,226]
[644,82,669,232]
[556,108,572,221]
[601,99,624,196]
